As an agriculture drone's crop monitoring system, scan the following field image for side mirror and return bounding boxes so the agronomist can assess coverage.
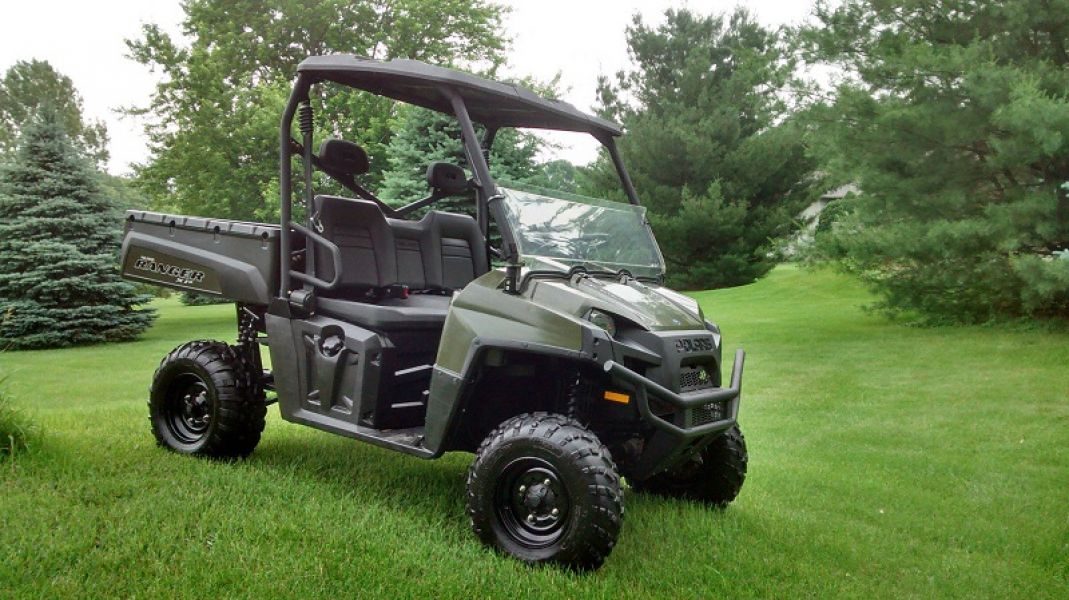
[318,139,370,176]
[426,162,471,196]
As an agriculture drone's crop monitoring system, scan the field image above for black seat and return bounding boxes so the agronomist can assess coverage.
[313,195,397,294]
[426,211,488,290]
[311,195,454,330]
[308,156,486,331]
[387,210,488,292]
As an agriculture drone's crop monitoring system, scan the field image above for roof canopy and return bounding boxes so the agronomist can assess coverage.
[297,55,622,137]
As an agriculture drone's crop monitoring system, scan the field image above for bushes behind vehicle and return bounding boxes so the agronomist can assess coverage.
[180,292,230,306]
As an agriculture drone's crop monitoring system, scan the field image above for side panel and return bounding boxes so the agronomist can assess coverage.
[119,211,280,305]
[433,271,583,374]
[265,313,383,425]
[264,312,434,458]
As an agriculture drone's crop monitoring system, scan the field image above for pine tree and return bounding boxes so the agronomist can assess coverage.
[803,0,1069,323]
[0,109,155,349]
[379,105,544,214]
[586,9,821,290]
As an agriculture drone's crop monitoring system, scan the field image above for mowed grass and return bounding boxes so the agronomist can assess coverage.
[1,266,1066,598]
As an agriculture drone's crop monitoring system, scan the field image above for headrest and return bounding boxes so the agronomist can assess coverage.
[318,139,370,176]
[426,162,470,195]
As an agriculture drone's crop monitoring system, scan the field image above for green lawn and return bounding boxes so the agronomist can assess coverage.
[1,266,1066,598]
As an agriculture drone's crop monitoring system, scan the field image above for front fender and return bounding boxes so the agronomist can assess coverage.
[422,271,604,454]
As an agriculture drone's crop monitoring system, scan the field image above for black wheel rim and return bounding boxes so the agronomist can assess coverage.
[494,457,570,548]
[164,374,212,444]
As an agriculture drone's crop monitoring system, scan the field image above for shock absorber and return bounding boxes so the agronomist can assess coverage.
[299,102,316,281]
[299,102,314,137]
[299,101,315,209]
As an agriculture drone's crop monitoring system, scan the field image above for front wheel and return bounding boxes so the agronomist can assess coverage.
[466,413,623,570]
[631,425,748,507]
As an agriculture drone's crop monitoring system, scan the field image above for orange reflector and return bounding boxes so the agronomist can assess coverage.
[603,391,630,404]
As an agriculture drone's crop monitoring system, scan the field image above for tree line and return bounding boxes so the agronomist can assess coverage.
[2,0,1067,350]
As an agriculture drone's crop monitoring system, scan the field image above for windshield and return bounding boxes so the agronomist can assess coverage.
[499,187,665,279]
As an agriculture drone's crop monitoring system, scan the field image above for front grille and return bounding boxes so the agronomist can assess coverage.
[680,365,725,426]
[679,365,714,392]
[692,401,727,426]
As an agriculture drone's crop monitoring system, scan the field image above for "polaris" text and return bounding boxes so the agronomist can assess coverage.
[674,337,714,353]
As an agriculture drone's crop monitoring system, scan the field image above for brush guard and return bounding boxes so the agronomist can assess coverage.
[602,349,745,438]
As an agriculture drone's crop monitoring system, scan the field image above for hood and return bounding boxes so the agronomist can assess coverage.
[528,275,705,331]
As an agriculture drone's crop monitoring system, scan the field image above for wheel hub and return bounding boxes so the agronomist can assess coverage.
[521,481,559,517]
[181,389,210,432]
[495,458,570,547]
[162,374,212,444]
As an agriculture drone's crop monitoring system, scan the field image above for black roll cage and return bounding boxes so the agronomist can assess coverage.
[277,70,643,301]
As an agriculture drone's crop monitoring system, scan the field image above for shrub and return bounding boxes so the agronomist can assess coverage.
[0,378,34,458]
[180,292,230,306]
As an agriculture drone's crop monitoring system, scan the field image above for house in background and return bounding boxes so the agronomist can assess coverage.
[783,183,860,258]
[801,184,859,222]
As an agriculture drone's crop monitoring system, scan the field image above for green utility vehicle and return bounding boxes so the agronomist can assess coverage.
[120,56,747,569]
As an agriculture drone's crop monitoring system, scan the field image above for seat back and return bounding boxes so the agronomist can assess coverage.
[386,211,488,292]
[389,218,427,290]
[425,211,488,290]
[313,195,397,294]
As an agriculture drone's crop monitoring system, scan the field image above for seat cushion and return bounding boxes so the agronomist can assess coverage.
[316,295,451,331]
[426,211,488,290]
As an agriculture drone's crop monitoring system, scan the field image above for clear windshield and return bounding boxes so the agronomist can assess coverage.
[499,187,665,278]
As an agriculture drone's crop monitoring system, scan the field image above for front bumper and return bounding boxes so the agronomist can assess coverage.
[602,348,745,439]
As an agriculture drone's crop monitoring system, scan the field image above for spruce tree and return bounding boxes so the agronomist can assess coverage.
[0,109,155,349]
[379,105,544,213]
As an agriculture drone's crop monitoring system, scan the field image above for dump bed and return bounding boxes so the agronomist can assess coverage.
[120,211,281,306]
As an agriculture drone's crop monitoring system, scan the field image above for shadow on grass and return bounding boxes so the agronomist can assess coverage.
[249,433,471,520]
[245,431,749,571]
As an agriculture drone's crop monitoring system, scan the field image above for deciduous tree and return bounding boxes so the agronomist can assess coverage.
[127,0,508,222]
[0,60,109,167]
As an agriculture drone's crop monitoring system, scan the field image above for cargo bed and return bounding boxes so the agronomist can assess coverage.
[120,211,281,306]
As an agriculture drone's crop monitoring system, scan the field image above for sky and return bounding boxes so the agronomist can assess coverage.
[0,0,816,175]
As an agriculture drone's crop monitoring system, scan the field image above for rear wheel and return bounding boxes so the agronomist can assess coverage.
[149,340,265,458]
[632,425,747,507]
[466,412,623,570]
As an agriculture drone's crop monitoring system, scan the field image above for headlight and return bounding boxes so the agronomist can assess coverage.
[705,320,722,349]
[587,309,617,337]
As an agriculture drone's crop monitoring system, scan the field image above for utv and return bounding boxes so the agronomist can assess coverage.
[120,56,746,569]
